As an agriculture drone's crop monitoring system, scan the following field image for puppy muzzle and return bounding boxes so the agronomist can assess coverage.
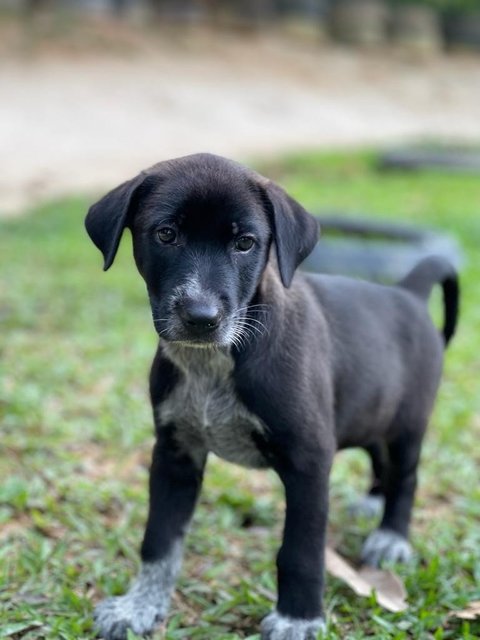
[153,293,234,347]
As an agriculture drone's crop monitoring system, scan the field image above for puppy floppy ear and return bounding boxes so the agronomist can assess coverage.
[263,181,320,287]
[85,173,148,271]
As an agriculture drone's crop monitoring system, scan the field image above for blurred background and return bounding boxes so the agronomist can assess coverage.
[1,2,480,640]
[1,0,480,212]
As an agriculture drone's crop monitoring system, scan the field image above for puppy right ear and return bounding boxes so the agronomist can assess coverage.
[85,173,147,271]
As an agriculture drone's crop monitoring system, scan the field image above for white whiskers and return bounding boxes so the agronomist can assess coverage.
[230,304,270,350]
[151,305,269,352]
[152,318,176,341]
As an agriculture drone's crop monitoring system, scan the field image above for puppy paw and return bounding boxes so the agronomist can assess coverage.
[361,528,413,567]
[261,610,326,640]
[94,544,182,639]
[349,494,384,520]
[94,595,164,640]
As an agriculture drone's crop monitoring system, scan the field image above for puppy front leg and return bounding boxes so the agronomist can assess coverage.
[94,424,206,640]
[262,458,331,640]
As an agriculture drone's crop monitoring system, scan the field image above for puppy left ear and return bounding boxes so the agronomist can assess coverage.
[263,181,320,287]
[85,173,148,271]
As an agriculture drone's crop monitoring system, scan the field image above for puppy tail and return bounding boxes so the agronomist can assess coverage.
[399,255,459,346]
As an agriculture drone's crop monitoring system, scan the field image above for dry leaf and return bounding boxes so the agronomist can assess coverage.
[325,547,408,612]
[448,600,480,621]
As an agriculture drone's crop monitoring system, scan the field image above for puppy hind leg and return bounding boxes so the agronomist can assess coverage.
[349,442,386,520]
[366,442,387,497]
[361,429,424,567]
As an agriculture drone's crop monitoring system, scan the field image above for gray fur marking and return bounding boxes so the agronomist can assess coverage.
[159,344,268,469]
[94,539,183,640]
[261,611,326,640]
[361,528,413,567]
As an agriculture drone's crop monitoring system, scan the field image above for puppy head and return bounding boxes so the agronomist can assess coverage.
[85,153,318,347]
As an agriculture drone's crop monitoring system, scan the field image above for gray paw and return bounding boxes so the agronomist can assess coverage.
[261,610,326,640]
[349,494,385,520]
[94,545,182,639]
[361,528,413,567]
[94,595,164,640]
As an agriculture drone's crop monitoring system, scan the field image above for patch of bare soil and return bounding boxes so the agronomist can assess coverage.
[1,17,480,215]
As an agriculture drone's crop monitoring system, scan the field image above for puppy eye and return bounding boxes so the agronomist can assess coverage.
[234,235,255,252]
[156,227,177,244]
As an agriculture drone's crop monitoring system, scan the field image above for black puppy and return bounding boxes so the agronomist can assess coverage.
[85,153,458,640]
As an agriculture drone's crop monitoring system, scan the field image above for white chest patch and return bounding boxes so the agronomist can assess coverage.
[158,346,268,469]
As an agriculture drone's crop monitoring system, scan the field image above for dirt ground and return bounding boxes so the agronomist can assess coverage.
[1,18,480,215]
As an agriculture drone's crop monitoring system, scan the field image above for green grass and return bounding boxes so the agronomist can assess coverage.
[1,150,479,639]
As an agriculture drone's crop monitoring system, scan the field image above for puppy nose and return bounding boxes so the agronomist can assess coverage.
[179,300,221,331]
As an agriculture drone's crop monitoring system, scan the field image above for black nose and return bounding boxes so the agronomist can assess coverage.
[179,299,222,332]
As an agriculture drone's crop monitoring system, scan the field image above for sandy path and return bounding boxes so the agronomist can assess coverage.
[1,26,480,215]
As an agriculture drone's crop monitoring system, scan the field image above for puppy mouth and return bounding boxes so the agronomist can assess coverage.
[153,317,232,348]
[153,310,267,349]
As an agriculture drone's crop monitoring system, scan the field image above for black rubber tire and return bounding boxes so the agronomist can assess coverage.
[300,214,463,283]
[378,148,480,173]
